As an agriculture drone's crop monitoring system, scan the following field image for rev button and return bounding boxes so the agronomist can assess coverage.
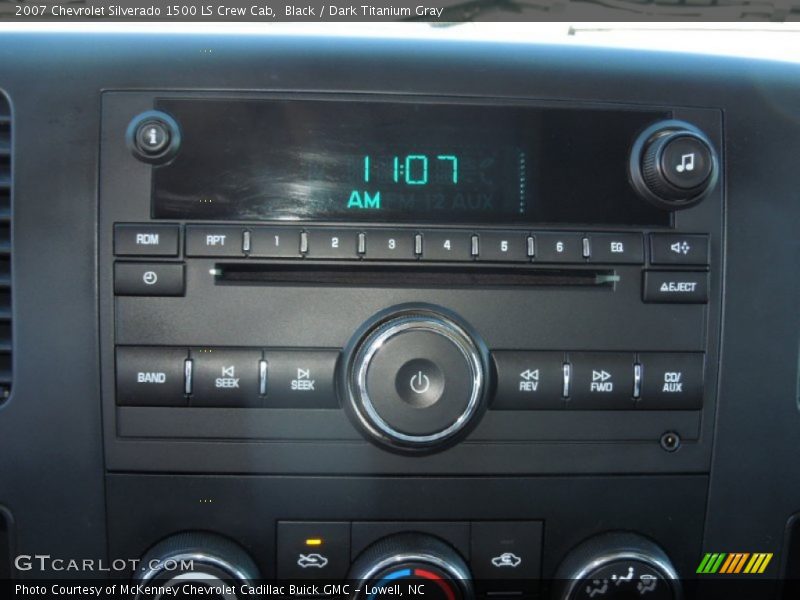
[492,351,565,409]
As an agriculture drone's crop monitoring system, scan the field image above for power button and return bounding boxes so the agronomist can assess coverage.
[395,359,444,408]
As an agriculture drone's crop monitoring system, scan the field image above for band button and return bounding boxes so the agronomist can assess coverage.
[116,346,188,406]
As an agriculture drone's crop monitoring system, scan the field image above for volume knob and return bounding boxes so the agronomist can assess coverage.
[342,305,489,454]
[630,120,719,210]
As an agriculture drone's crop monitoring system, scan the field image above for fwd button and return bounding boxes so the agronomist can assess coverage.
[567,352,635,409]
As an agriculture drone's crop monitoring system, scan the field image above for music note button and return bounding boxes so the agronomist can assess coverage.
[660,135,713,190]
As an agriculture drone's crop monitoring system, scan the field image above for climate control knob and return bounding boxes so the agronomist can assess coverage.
[134,532,259,600]
[554,532,681,600]
[348,533,473,600]
[630,120,719,210]
[342,306,489,454]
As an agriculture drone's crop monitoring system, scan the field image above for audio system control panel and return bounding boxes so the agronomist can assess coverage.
[100,91,722,471]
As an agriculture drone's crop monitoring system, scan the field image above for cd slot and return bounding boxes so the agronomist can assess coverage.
[214,263,618,288]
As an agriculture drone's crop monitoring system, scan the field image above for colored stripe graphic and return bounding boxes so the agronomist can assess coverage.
[697,552,773,575]
[719,554,736,574]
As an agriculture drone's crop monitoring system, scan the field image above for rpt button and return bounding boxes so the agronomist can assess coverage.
[185,226,244,257]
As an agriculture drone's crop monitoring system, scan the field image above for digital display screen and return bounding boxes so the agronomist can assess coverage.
[152,98,670,226]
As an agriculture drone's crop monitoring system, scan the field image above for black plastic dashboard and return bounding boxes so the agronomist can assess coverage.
[0,29,799,600]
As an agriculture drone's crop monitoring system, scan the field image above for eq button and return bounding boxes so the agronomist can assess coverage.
[587,233,644,264]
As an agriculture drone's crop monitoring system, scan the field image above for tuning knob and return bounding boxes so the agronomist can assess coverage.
[348,533,473,600]
[553,532,681,600]
[133,532,259,599]
[630,120,719,210]
[341,305,490,454]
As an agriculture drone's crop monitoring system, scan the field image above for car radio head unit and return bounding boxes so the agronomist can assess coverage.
[102,90,723,471]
